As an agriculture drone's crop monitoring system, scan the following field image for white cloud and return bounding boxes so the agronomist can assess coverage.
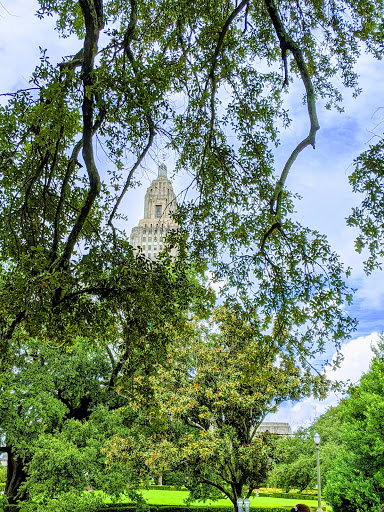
[325,332,379,383]
[266,332,380,430]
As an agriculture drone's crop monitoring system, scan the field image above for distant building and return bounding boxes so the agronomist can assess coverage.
[129,164,178,259]
[257,422,292,435]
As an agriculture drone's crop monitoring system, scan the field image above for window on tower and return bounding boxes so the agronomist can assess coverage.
[155,205,162,218]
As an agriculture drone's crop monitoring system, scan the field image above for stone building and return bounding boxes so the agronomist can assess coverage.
[257,422,292,435]
[129,164,178,259]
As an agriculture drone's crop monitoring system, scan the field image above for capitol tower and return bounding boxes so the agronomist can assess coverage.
[129,164,178,259]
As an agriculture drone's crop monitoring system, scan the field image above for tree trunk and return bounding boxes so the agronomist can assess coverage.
[4,448,28,504]
[232,482,243,512]
[157,474,163,486]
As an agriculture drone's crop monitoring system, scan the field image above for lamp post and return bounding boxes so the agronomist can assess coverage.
[314,433,323,512]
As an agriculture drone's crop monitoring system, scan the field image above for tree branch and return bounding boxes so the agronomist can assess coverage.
[207,0,249,84]
[199,477,234,502]
[108,116,155,230]
[264,0,320,217]
[58,0,104,268]
[107,0,156,235]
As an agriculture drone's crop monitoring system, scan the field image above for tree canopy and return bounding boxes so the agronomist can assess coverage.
[3,0,382,365]
[268,404,345,493]
[0,334,156,509]
[106,303,332,510]
[267,339,384,512]
[324,338,384,512]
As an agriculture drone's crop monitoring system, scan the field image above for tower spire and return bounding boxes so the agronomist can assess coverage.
[158,163,167,178]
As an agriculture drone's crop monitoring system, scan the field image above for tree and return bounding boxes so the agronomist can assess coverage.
[348,136,384,274]
[268,405,345,492]
[324,338,384,512]
[0,337,116,504]
[106,303,331,511]
[0,311,207,510]
[268,430,316,493]
[2,0,381,367]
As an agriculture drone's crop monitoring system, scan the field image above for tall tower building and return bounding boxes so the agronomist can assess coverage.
[129,164,178,259]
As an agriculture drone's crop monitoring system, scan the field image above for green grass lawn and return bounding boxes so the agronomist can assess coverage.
[127,489,328,510]
[0,488,328,512]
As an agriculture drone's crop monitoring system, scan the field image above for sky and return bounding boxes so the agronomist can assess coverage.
[1,0,384,430]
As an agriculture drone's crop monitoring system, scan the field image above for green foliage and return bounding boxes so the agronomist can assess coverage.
[19,491,103,512]
[98,507,296,512]
[1,0,372,370]
[106,302,336,507]
[0,466,7,484]
[1,0,383,508]
[256,492,316,500]
[98,508,293,512]
[1,334,171,510]
[269,405,345,493]
[348,138,384,273]
[324,337,384,512]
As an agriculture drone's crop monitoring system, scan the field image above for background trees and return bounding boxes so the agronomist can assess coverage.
[264,338,384,512]
[0,334,157,509]
[268,406,345,493]
[324,339,384,512]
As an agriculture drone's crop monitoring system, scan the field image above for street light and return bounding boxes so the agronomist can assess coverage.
[314,433,323,512]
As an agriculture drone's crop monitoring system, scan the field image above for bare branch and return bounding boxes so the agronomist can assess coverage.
[108,116,155,229]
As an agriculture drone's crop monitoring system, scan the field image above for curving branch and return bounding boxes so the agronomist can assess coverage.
[108,117,155,230]
[58,48,84,71]
[107,0,156,234]
[199,477,234,502]
[264,0,320,217]
[207,0,249,85]
[122,0,137,66]
[58,0,104,268]
[51,139,83,262]
[1,311,26,346]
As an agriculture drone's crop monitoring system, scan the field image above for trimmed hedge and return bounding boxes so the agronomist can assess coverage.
[257,492,317,501]
[143,486,187,491]
[1,506,27,512]
[99,508,326,512]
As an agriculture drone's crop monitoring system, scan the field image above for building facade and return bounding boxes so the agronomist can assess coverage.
[257,422,292,435]
[129,164,178,259]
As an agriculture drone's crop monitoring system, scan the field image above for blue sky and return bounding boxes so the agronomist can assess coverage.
[1,0,384,430]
